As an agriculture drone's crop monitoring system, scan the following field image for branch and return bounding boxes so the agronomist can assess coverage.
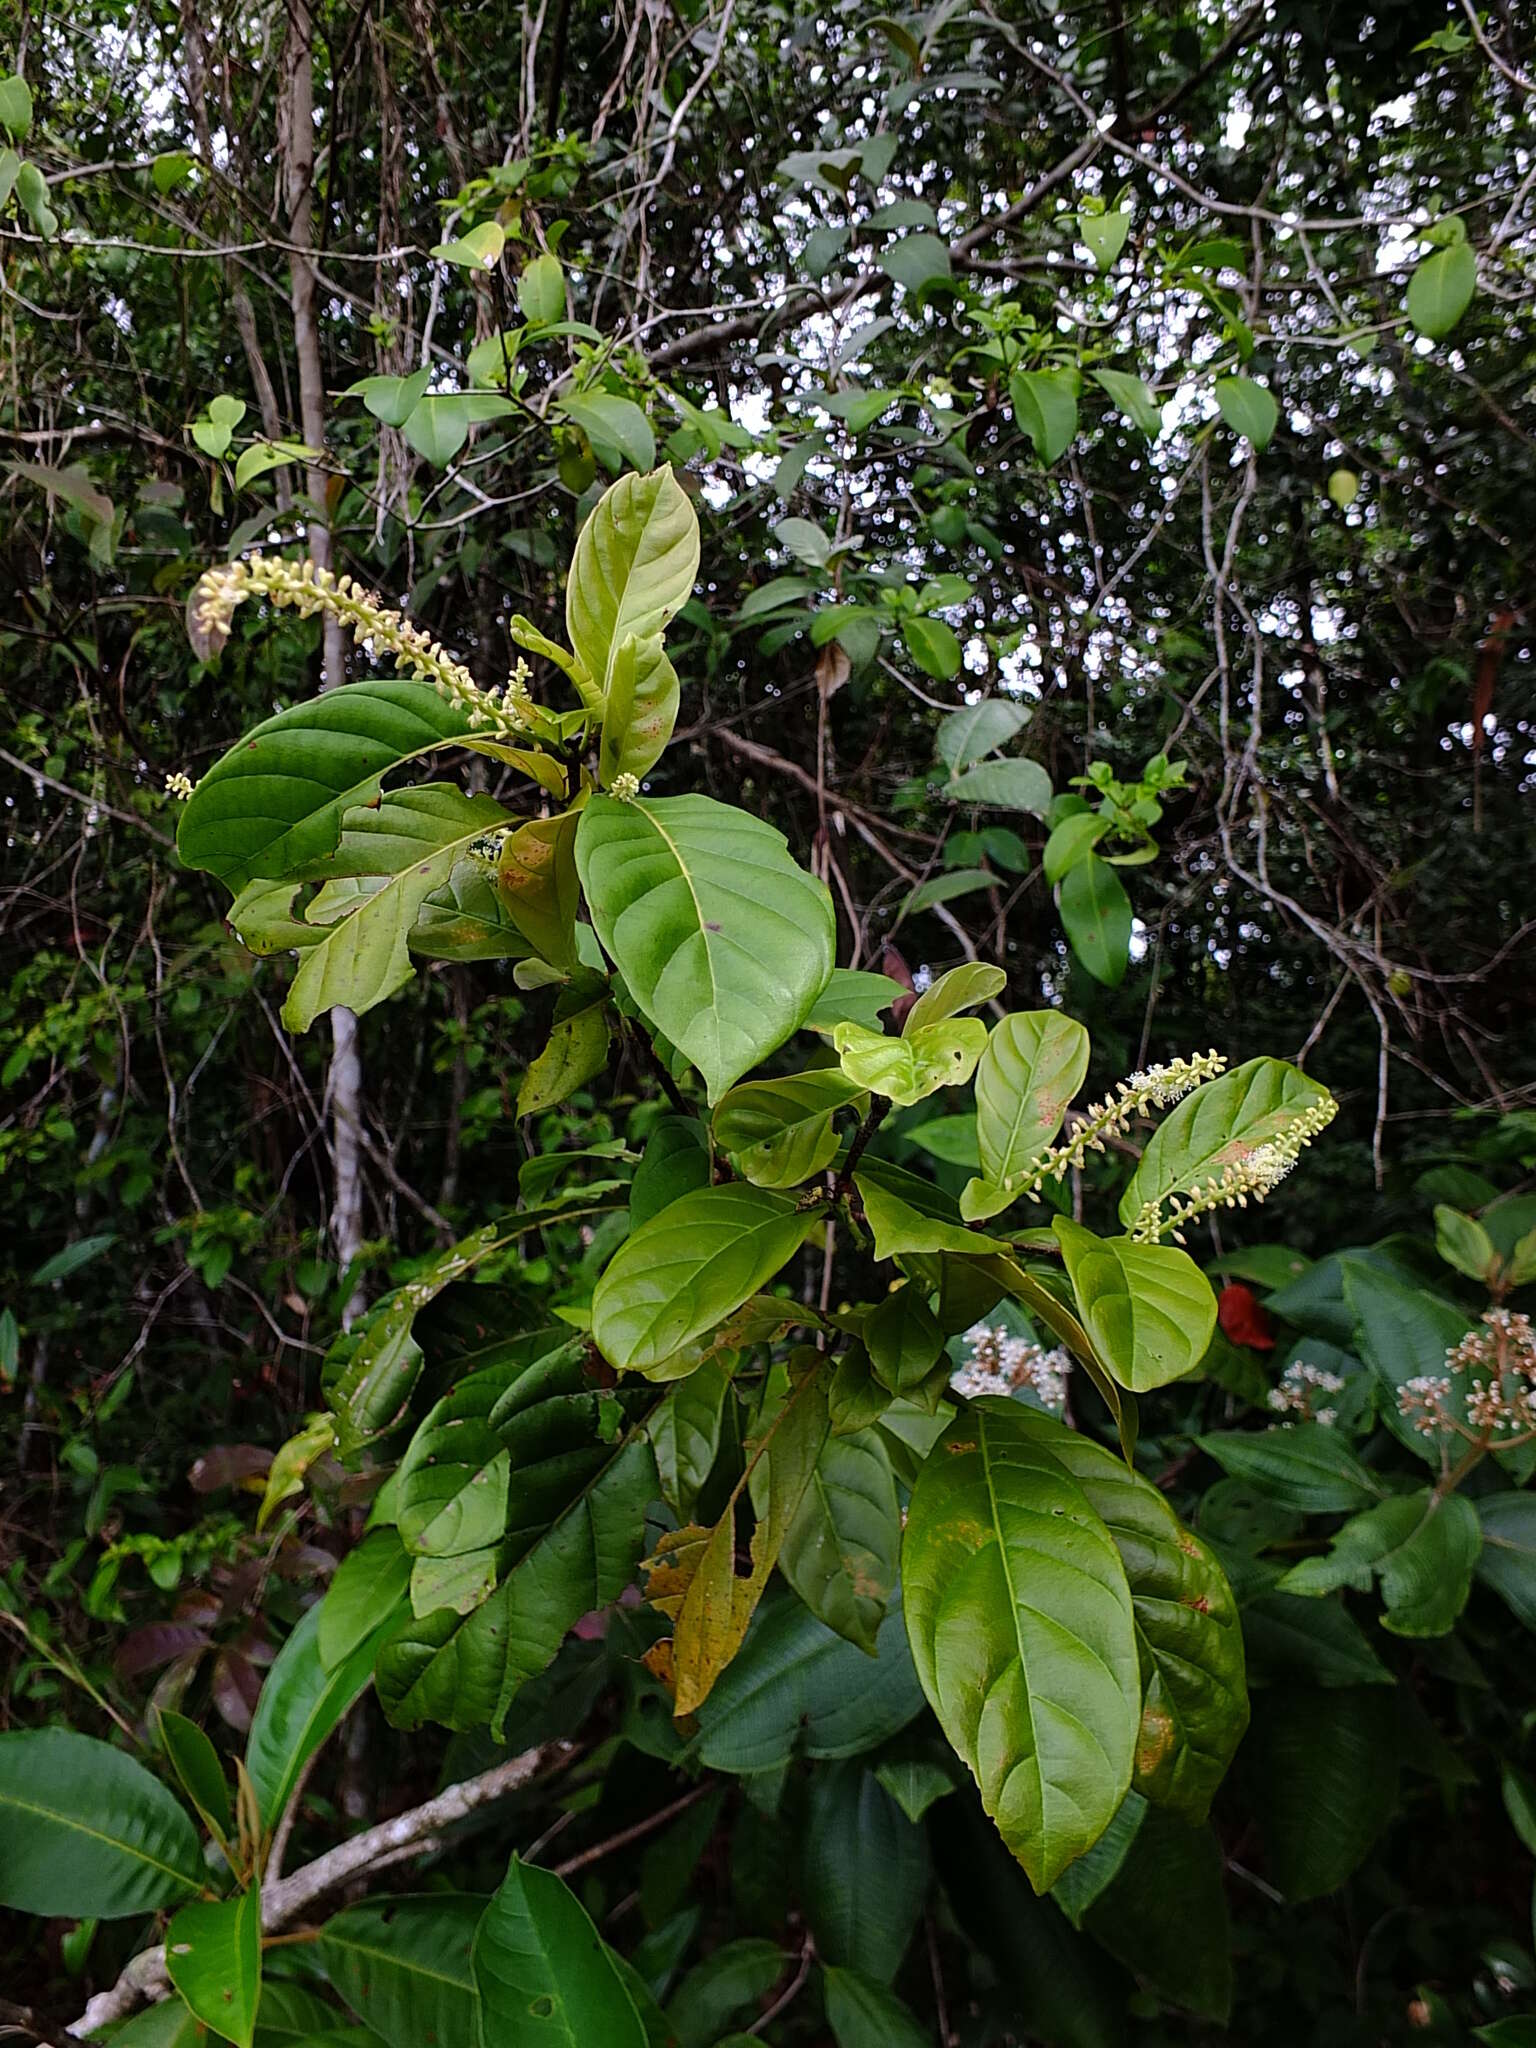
[75,1741,574,2033]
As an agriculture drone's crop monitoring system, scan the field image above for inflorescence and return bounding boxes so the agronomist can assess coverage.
[189,556,530,738]
[1399,1308,1536,1443]
[952,1323,1073,1413]
[1268,1358,1346,1427]
[1128,1094,1337,1244]
[1009,1051,1228,1203]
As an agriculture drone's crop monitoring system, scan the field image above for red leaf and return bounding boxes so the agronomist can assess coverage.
[116,1623,211,1679]
[189,1444,272,1493]
[1218,1282,1275,1351]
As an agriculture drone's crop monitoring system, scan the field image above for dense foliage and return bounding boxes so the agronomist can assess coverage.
[3,0,1536,2042]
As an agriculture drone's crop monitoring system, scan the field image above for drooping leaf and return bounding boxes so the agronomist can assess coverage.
[773,1426,901,1653]
[1058,852,1132,986]
[1054,1217,1217,1391]
[1407,239,1477,338]
[1341,1258,1471,1465]
[156,1708,233,1842]
[518,981,612,1116]
[474,1857,646,2046]
[854,1163,1006,1259]
[1118,1058,1335,1231]
[712,1069,865,1188]
[822,1966,931,2048]
[518,252,567,325]
[1214,375,1279,450]
[591,1184,820,1377]
[1009,368,1079,464]
[1093,367,1162,436]
[0,1728,204,1918]
[166,1884,262,2048]
[935,699,1029,775]
[802,1765,929,1983]
[962,1011,1089,1221]
[903,962,1006,1032]
[576,793,836,1101]
[901,1401,1140,1890]
[498,808,582,970]
[566,467,699,696]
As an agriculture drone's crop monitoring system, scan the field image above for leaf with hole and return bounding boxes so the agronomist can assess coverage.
[474,1856,645,2046]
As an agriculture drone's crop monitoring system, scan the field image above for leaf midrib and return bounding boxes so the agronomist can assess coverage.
[0,1783,197,1889]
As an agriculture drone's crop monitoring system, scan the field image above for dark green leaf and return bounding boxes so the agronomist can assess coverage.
[0,1729,203,1918]
[474,1857,645,2045]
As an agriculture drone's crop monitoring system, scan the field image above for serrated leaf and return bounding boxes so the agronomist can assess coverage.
[712,1069,865,1188]
[0,1729,204,1918]
[576,793,836,1101]
[1054,1218,1216,1391]
[166,1884,261,2048]
[1118,1058,1335,1230]
[475,1857,645,2045]
[902,1401,1140,1889]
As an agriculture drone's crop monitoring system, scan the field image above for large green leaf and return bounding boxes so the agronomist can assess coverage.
[901,1401,1140,1890]
[1407,239,1476,339]
[280,786,510,1030]
[166,1883,262,2048]
[712,1069,865,1188]
[691,1592,925,1773]
[576,793,836,1101]
[1117,1058,1334,1230]
[245,1603,391,1829]
[474,1857,646,2045]
[376,1431,658,1735]
[0,1728,204,1918]
[1054,1217,1216,1391]
[1278,1488,1481,1637]
[1197,1423,1385,1513]
[802,1764,929,1983]
[963,1011,1089,1221]
[1058,853,1131,986]
[318,1530,413,1671]
[1020,1413,1248,1820]
[1240,1686,1399,1900]
[599,632,680,786]
[1083,1809,1231,2019]
[175,679,487,892]
[316,1894,482,2047]
[773,1426,901,1654]
[591,1184,819,1376]
[567,467,700,698]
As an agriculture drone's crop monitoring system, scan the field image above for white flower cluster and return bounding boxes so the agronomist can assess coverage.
[1267,1358,1346,1426]
[1130,1095,1338,1244]
[1399,1309,1536,1439]
[952,1323,1072,1412]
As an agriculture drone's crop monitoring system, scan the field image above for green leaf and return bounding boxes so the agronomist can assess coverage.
[1049,1790,1146,1925]
[901,1401,1140,1889]
[399,392,515,466]
[668,1940,784,2048]
[935,699,1029,774]
[1118,1058,1335,1230]
[803,970,905,1036]
[1240,1686,1399,1899]
[775,1427,900,1653]
[691,1592,925,1772]
[431,219,505,267]
[376,1432,658,1734]
[803,1765,928,1981]
[1197,1424,1385,1514]
[474,1857,645,2045]
[1279,1488,1481,1637]
[151,148,195,192]
[652,1358,732,1517]
[567,468,697,697]
[630,1117,711,1227]
[1009,368,1079,464]
[1058,852,1131,986]
[832,1018,986,1106]
[874,1758,958,1825]
[904,962,1006,1032]
[823,1966,931,2048]
[864,1286,945,1400]
[1078,208,1130,269]
[342,367,432,427]
[1214,375,1278,450]
[1020,1413,1248,1820]
[157,1709,232,1843]
[854,1166,1005,1259]
[1407,239,1477,338]
[316,1894,481,2045]
[12,156,57,237]
[900,614,961,679]
[1054,1218,1216,1391]
[279,787,510,1030]
[166,1885,262,2048]
[32,1232,117,1284]
[1476,1492,1536,1632]
[245,1604,390,1829]
[878,231,951,292]
[318,1531,413,1672]
[0,1729,203,1918]
[592,1185,817,1376]
[559,394,656,474]
[1043,811,1111,884]
[963,1011,1089,1221]
[901,868,995,915]
[176,679,491,892]
[1083,1810,1231,2019]
[498,808,581,971]
[713,1069,865,1188]
[412,856,534,963]
[1341,1258,1470,1465]
[1093,368,1162,436]
[944,757,1053,815]
[1434,1203,1499,1284]
[576,793,836,1101]
[518,981,612,1116]
[0,74,34,138]
[519,252,567,325]
[599,632,679,786]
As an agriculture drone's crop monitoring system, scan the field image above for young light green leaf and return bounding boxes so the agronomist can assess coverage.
[1434,1203,1499,1285]
[902,1401,1140,1890]
[712,1069,865,1188]
[832,1018,986,1106]
[0,74,34,138]
[576,793,836,1101]
[559,393,656,474]
[166,1884,261,2048]
[474,1857,645,2046]
[802,969,906,1036]
[517,981,612,1117]
[1078,208,1130,270]
[1043,811,1111,884]
[901,614,961,679]
[598,631,679,786]
[430,219,505,268]
[1054,1217,1217,1391]
[566,467,699,694]
[0,1729,204,1918]
[963,1011,1089,1221]
[518,251,567,325]
[854,1166,1006,1259]
[1058,852,1131,986]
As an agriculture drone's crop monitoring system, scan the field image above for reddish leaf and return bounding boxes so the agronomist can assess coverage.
[189,1444,272,1493]
[116,1623,211,1679]
[1218,1282,1275,1352]
[210,1648,263,1732]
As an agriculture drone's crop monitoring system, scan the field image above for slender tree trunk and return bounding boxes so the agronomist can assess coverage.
[280,0,367,1308]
